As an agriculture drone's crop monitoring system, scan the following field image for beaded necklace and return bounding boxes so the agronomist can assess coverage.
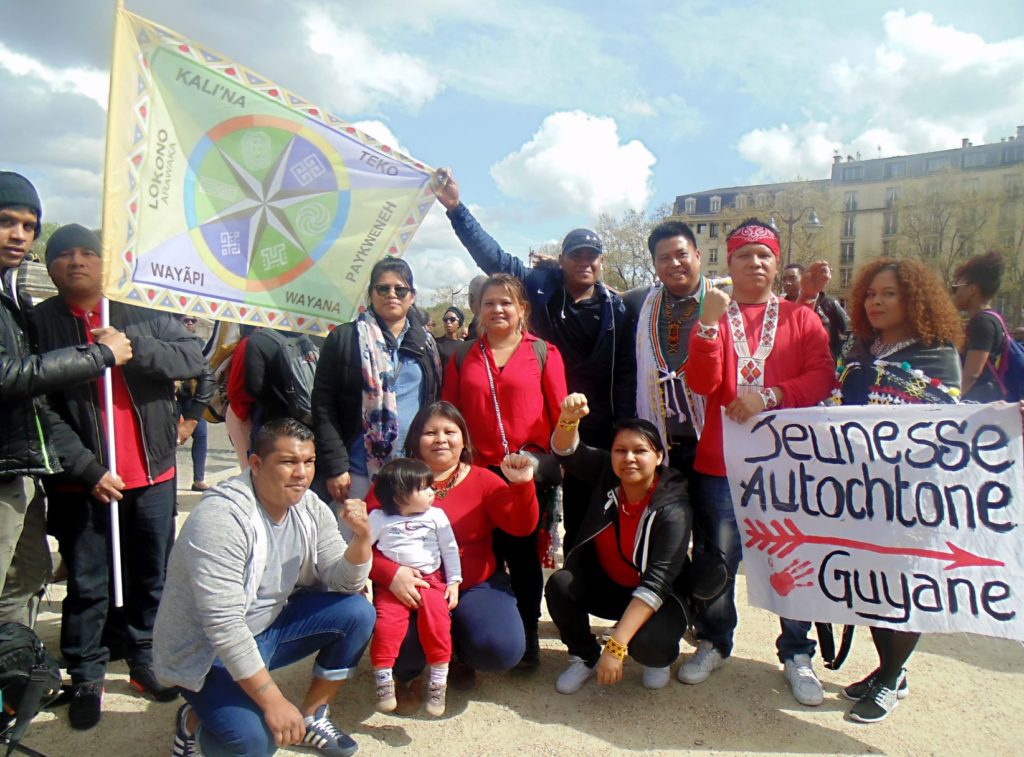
[431,463,463,500]
[662,293,699,354]
[727,294,779,395]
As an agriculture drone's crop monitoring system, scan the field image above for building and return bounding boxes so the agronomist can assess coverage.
[674,127,1024,313]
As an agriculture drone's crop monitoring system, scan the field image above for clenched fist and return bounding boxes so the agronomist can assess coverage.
[699,287,731,326]
[500,452,536,485]
[559,393,590,422]
[339,498,370,540]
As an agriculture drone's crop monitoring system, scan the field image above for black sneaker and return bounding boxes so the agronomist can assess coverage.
[842,667,908,701]
[172,703,201,757]
[301,704,358,756]
[68,681,103,730]
[129,665,180,702]
[516,626,540,671]
[848,681,900,723]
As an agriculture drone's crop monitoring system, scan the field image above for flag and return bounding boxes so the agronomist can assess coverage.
[101,8,436,334]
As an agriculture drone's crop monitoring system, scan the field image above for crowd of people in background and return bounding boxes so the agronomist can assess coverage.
[1,165,1022,755]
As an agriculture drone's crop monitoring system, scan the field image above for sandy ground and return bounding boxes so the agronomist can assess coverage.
[23,424,1024,757]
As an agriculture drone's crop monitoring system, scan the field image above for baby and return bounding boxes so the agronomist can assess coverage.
[366,458,461,717]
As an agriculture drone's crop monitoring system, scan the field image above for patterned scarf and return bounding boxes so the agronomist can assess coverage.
[355,309,401,477]
[635,281,709,448]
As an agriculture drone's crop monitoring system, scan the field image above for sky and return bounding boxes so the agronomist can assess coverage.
[2,0,1023,300]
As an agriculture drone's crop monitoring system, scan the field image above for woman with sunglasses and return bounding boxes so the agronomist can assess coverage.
[441,273,567,669]
[832,258,962,723]
[435,305,465,375]
[312,258,441,502]
[950,250,1007,402]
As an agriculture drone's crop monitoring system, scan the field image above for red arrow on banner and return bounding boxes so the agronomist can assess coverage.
[743,518,1005,571]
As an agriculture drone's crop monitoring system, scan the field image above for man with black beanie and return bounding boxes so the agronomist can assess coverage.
[31,222,211,730]
[0,173,132,631]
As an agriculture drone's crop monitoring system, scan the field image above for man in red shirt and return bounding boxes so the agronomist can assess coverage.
[31,224,211,730]
[679,219,834,706]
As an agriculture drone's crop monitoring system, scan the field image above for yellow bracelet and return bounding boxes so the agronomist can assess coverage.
[603,637,628,660]
[557,418,580,431]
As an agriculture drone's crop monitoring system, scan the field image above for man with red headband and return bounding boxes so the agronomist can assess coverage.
[678,218,834,706]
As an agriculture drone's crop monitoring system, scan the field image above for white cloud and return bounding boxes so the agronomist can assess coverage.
[403,203,481,301]
[491,111,656,219]
[351,120,406,153]
[736,11,1024,181]
[0,42,107,109]
[303,10,442,113]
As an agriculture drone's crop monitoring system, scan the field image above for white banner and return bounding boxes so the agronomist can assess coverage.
[723,402,1024,641]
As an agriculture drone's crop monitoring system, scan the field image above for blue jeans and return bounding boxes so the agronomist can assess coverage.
[181,591,375,756]
[179,399,208,481]
[694,475,814,662]
[394,571,525,682]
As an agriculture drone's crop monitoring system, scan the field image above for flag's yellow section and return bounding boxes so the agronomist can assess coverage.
[101,9,435,335]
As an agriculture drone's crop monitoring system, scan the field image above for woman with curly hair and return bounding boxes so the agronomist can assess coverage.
[833,258,963,723]
[951,250,1007,401]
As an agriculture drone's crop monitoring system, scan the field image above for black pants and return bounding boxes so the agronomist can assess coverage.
[492,526,543,631]
[560,473,589,554]
[545,559,688,668]
[51,478,176,683]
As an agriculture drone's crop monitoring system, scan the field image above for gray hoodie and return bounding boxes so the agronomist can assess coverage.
[153,472,371,692]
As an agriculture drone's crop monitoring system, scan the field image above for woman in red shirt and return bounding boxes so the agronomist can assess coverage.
[441,273,567,669]
[367,401,538,712]
[545,393,693,694]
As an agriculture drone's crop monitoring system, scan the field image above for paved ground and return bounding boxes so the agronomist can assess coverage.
[25,423,1024,756]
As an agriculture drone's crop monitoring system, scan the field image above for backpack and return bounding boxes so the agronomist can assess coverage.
[203,341,238,424]
[452,337,548,373]
[271,336,319,426]
[983,311,1024,402]
[0,623,61,756]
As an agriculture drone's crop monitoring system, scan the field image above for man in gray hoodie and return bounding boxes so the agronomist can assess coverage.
[154,417,374,757]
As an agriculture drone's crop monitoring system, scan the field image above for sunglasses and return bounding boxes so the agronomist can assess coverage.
[373,284,412,298]
[442,317,459,323]
[181,317,198,325]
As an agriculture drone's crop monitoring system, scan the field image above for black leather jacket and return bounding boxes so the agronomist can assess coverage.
[311,309,440,478]
[30,297,210,486]
[558,441,693,611]
[0,268,112,479]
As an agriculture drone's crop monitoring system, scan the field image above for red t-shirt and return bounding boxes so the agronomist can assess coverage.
[367,466,538,590]
[440,334,566,467]
[226,337,255,421]
[594,482,658,588]
[71,304,175,490]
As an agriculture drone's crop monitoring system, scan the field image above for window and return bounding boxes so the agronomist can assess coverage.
[884,211,898,236]
[734,194,747,210]
[710,195,721,213]
[706,270,718,278]
[684,197,696,214]
[842,215,855,237]
[840,268,852,288]
[964,178,979,194]
[708,248,719,264]
[843,191,858,212]
[1005,174,1022,196]
[884,161,907,178]
[885,187,900,208]
[840,243,855,265]
[841,165,864,181]
[926,156,950,172]
[696,223,707,234]
[882,239,892,256]
[963,152,986,169]
[755,192,768,208]
[709,223,719,238]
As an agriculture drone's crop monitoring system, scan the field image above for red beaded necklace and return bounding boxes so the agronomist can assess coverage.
[431,463,463,500]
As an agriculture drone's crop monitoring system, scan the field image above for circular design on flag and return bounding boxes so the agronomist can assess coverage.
[184,114,350,291]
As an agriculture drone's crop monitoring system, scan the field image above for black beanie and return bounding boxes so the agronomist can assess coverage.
[444,306,465,326]
[45,224,101,268]
[0,171,42,230]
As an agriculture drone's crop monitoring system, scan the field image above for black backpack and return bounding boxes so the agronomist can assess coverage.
[271,335,320,426]
[0,623,61,756]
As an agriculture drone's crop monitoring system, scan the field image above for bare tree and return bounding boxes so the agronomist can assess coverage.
[596,204,671,291]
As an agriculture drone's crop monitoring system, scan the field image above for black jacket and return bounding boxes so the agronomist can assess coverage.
[311,310,440,478]
[447,203,636,447]
[558,441,693,611]
[30,297,210,486]
[0,267,112,479]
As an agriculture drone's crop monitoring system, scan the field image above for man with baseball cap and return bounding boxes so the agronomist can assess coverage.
[0,172,132,629]
[432,168,635,668]
[31,222,211,729]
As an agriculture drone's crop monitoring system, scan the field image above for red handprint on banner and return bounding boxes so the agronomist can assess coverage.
[769,558,814,597]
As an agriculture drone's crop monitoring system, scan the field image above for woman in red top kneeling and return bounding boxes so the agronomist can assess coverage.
[366,401,539,711]
[545,393,694,694]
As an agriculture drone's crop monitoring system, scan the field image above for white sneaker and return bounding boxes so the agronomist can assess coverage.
[677,641,727,684]
[784,654,824,706]
[642,666,671,689]
[555,656,596,694]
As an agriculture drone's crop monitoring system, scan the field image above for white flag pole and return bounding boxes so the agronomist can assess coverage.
[101,297,124,609]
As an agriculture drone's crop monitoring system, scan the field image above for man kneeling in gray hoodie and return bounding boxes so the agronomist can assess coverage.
[154,417,374,757]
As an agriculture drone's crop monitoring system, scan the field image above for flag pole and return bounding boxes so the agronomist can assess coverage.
[102,0,127,608]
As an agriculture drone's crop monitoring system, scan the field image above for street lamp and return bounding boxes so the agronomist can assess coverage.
[768,208,822,267]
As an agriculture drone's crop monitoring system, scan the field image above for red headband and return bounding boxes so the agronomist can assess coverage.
[726,225,780,261]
